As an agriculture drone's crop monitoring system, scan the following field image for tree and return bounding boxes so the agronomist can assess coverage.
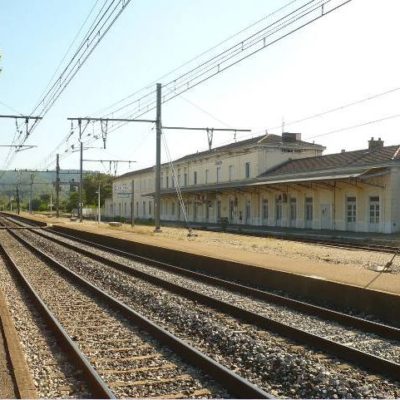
[83,173,112,207]
[30,198,41,211]
[66,191,80,213]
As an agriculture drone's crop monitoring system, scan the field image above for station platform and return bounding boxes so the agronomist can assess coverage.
[178,221,400,247]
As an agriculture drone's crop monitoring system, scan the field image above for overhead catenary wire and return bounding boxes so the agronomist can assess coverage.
[306,113,400,140]
[1,0,132,176]
[92,0,301,118]
[68,0,351,154]
[36,0,352,172]
[31,0,132,125]
[32,0,102,112]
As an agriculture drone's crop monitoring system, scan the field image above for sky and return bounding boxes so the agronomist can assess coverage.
[1,0,400,176]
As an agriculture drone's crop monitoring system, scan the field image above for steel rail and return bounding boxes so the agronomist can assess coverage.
[3,214,400,340]
[2,212,399,254]
[0,243,115,399]
[28,223,400,341]
[9,223,400,381]
[5,228,272,399]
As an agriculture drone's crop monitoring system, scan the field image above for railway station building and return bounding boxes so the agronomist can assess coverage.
[105,133,400,233]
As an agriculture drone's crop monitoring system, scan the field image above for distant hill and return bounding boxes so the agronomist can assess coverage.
[0,170,96,201]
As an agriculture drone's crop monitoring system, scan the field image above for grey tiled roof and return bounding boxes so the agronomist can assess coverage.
[259,144,400,178]
[174,133,324,163]
[117,133,323,180]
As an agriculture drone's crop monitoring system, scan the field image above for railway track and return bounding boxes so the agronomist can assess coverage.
[6,213,400,253]
[1,214,400,398]
[0,221,270,398]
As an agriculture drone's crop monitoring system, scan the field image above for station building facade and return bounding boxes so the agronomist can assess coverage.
[105,133,400,233]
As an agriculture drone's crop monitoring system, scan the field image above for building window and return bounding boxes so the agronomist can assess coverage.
[124,203,127,216]
[262,199,268,220]
[143,201,146,216]
[166,176,169,189]
[193,171,198,185]
[216,167,221,183]
[346,196,356,223]
[149,201,152,215]
[172,202,175,215]
[305,197,313,221]
[205,169,209,184]
[245,162,250,178]
[136,201,139,216]
[369,196,380,224]
[229,165,234,181]
[184,173,188,186]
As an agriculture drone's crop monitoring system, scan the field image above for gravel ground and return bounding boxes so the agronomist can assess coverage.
[17,227,400,399]
[0,242,92,397]
[29,228,400,363]
[0,230,229,399]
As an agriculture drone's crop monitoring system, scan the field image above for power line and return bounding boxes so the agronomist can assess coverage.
[92,0,301,117]
[265,85,400,132]
[30,0,132,125]
[33,0,102,109]
[306,113,400,140]
[38,0,352,168]
[76,0,352,150]
[2,0,132,175]
[0,100,23,115]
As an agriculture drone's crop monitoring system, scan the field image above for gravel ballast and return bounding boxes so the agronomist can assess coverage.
[16,227,400,399]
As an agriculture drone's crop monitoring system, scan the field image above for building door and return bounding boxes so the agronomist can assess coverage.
[275,196,282,227]
[305,197,313,229]
[369,196,380,232]
[346,196,357,231]
[245,200,251,224]
[217,200,221,222]
[262,199,268,225]
[193,203,197,222]
[289,198,297,227]
[320,204,331,230]
[229,200,234,223]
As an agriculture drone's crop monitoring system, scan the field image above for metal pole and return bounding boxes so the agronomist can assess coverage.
[79,119,83,222]
[154,83,162,232]
[56,154,60,218]
[29,174,34,214]
[97,184,101,224]
[16,185,20,215]
[131,180,135,227]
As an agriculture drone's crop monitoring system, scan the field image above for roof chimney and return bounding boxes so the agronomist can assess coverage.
[368,137,384,151]
[282,132,301,142]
